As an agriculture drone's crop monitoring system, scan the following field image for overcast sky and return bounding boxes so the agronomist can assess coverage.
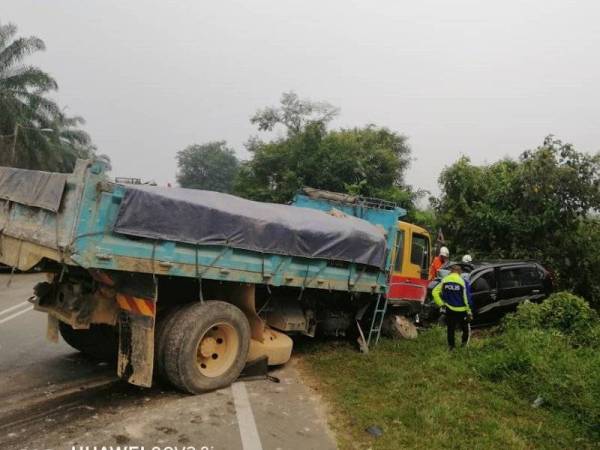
[5,0,600,195]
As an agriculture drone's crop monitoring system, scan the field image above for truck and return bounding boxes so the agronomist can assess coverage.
[0,159,430,394]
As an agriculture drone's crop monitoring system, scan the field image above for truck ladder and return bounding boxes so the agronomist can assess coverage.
[367,294,388,348]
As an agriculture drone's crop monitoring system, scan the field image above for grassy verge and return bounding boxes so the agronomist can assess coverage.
[297,327,598,450]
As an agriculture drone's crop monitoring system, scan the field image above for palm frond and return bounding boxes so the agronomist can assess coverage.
[0,65,57,91]
[0,23,17,51]
[0,36,45,72]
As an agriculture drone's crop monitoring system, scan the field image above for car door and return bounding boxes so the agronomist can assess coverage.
[520,264,546,301]
[469,269,497,315]
[497,264,545,311]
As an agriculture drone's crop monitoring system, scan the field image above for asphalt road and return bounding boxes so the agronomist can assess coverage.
[0,273,336,450]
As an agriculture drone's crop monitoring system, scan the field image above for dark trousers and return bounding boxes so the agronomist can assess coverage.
[446,310,471,349]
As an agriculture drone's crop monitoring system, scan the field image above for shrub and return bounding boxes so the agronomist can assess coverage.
[473,292,600,435]
[502,292,600,347]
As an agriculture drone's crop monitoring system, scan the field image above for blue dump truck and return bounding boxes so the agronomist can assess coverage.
[0,159,404,393]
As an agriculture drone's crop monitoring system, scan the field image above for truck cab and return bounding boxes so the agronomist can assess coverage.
[387,221,431,314]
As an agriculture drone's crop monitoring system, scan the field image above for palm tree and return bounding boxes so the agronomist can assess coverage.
[0,22,95,171]
[45,111,96,172]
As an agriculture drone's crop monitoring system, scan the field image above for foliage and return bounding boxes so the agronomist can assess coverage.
[302,293,600,448]
[472,329,600,436]
[176,141,239,193]
[410,207,437,234]
[250,91,339,135]
[300,330,597,449]
[432,136,600,307]
[0,22,95,172]
[235,92,415,210]
[502,292,600,346]
[468,293,600,435]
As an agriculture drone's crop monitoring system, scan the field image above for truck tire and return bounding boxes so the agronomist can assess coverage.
[58,321,118,363]
[163,301,250,394]
[154,305,187,383]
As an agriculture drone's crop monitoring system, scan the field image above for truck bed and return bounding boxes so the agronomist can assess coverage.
[0,160,401,295]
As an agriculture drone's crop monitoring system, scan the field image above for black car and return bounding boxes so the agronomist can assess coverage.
[421,260,554,324]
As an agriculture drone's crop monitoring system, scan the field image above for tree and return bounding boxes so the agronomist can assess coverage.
[176,141,239,192]
[235,92,415,210]
[0,22,94,172]
[44,112,95,172]
[433,136,600,307]
[250,91,339,135]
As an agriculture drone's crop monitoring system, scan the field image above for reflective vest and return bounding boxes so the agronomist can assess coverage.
[429,256,444,280]
[432,272,473,312]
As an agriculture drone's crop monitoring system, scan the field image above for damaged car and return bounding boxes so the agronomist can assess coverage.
[421,260,554,325]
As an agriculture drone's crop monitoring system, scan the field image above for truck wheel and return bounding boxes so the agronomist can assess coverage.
[163,301,250,394]
[154,305,187,382]
[58,321,118,363]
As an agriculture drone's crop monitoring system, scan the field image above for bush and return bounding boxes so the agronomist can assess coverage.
[502,292,600,347]
[472,293,600,436]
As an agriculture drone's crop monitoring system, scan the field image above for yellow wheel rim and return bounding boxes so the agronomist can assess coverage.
[196,322,239,378]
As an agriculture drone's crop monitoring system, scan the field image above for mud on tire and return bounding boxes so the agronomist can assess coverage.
[162,301,250,394]
[154,305,187,383]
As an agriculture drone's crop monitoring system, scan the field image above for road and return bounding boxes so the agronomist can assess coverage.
[0,274,337,450]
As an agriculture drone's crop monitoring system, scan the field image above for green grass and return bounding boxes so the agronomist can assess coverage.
[297,328,599,450]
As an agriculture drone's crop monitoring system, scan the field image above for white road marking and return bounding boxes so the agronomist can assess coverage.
[0,301,29,318]
[0,305,33,325]
[232,381,263,450]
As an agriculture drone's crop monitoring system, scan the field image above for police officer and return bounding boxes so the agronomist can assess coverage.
[432,264,474,349]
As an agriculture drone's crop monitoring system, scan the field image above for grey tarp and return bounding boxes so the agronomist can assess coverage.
[113,185,388,268]
[0,167,67,212]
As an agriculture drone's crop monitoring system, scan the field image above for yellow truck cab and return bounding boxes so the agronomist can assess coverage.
[387,221,432,314]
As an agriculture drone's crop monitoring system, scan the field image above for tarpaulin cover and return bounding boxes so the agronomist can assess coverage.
[113,186,388,268]
[0,167,67,212]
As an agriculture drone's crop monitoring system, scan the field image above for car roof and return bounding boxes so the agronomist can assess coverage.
[443,260,542,272]
[472,260,540,268]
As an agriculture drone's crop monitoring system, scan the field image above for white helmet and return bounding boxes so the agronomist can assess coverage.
[462,254,473,263]
[439,246,450,257]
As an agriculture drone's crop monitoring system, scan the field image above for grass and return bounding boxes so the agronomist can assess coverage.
[296,327,599,450]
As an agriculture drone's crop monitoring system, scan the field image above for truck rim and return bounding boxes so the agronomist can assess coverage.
[195,322,239,377]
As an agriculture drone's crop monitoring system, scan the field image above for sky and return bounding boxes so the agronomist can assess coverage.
[4,0,600,195]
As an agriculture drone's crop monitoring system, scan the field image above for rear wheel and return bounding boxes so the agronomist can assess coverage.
[154,306,186,382]
[58,321,118,362]
[163,301,250,394]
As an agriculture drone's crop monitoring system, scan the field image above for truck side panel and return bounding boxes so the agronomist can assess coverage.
[71,181,388,295]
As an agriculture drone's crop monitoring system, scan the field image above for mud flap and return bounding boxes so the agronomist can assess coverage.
[118,312,154,387]
[110,273,157,388]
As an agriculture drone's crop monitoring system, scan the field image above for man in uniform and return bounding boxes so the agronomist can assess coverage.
[429,246,450,280]
[432,264,474,349]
